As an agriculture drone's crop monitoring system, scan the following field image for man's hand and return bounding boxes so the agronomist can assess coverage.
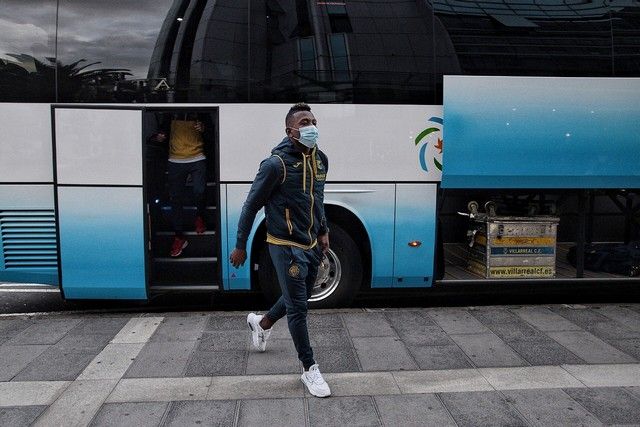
[229,248,247,268]
[152,132,167,143]
[318,233,330,253]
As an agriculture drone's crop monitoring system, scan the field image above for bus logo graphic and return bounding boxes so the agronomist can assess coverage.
[414,116,443,172]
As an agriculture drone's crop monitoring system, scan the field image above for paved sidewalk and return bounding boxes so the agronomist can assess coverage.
[1,303,640,426]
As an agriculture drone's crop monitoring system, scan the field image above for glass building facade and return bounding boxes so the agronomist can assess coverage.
[1,0,639,104]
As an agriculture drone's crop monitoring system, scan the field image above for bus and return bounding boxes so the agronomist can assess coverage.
[1,1,639,307]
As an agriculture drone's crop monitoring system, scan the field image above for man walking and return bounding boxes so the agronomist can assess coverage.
[229,103,331,397]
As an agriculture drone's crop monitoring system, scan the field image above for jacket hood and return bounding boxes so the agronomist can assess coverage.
[272,137,301,156]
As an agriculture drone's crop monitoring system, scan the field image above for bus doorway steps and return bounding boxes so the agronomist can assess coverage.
[151,257,218,286]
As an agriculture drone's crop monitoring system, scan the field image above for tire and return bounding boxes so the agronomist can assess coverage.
[257,222,363,308]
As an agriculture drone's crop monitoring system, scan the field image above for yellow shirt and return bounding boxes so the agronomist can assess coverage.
[169,120,204,160]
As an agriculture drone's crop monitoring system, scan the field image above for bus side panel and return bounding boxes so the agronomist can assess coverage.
[393,184,437,287]
[0,103,58,285]
[0,103,53,183]
[0,185,58,285]
[58,187,146,299]
[323,184,396,288]
[442,76,640,189]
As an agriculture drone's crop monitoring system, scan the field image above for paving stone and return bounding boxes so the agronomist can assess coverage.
[512,306,583,332]
[547,331,636,363]
[90,402,168,427]
[608,338,640,359]
[265,323,292,340]
[393,369,492,394]
[309,327,351,348]
[563,387,640,425]
[196,331,249,351]
[384,310,437,332]
[164,400,236,426]
[406,344,473,370]
[14,348,98,381]
[396,326,453,346]
[626,386,640,400]
[205,315,247,331]
[0,406,47,427]
[323,372,400,396]
[375,394,455,427]
[342,313,396,337]
[53,332,113,353]
[0,319,33,339]
[6,318,82,345]
[483,321,549,342]
[508,338,585,365]
[107,377,211,403]
[78,343,146,380]
[479,366,583,390]
[0,381,70,407]
[502,389,602,427]
[583,321,640,341]
[597,305,640,330]
[352,336,417,371]
[208,374,304,400]
[449,333,527,368]
[238,398,304,427]
[33,380,118,427]
[149,316,206,342]
[68,318,130,336]
[0,345,49,381]
[313,346,360,373]
[308,396,380,426]
[111,317,163,344]
[245,339,300,374]
[470,308,521,326]
[185,349,247,376]
[550,307,610,327]
[439,390,529,427]
[428,309,491,335]
[562,363,640,387]
[308,313,344,329]
[124,341,197,378]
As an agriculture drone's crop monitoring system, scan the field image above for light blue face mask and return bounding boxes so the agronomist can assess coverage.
[292,125,319,148]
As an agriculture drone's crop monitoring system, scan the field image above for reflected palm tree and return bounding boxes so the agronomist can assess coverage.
[0,54,132,102]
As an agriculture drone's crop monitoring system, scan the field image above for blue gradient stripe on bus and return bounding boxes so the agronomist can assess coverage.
[58,187,146,299]
[442,76,640,188]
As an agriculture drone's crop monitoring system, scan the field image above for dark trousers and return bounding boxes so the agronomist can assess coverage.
[266,244,322,369]
[167,160,206,235]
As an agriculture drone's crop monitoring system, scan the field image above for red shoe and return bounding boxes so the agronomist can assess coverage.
[195,216,206,234]
[170,236,188,257]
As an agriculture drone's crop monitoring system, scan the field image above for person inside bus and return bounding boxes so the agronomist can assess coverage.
[229,103,332,398]
[150,112,208,257]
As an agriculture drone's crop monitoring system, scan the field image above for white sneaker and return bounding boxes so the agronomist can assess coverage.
[246,312,271,352]
[301,364,331,398]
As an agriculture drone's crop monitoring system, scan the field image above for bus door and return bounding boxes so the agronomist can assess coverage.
[53,106,147,299]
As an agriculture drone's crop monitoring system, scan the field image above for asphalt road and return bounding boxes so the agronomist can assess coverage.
[2,281,639,315]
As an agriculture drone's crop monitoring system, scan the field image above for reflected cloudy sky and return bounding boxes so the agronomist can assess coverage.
[1,0,174,78]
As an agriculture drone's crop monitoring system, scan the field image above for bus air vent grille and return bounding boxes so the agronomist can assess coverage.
[0,210,58,269]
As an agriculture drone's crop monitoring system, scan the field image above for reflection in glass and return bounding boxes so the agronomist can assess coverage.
[56,0,174,102]
[0,0,57,102]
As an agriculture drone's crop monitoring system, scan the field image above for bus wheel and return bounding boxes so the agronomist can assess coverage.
[257,222,362,308]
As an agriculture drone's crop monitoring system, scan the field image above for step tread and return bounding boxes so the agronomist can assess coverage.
[154,257,217,262]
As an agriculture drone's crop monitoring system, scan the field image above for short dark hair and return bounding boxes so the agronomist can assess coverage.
[285,102,311,126]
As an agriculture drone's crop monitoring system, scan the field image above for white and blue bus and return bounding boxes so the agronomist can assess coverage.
[1,1,639,307]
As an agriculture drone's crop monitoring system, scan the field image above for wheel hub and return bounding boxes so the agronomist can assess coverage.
[310,249,342,302]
